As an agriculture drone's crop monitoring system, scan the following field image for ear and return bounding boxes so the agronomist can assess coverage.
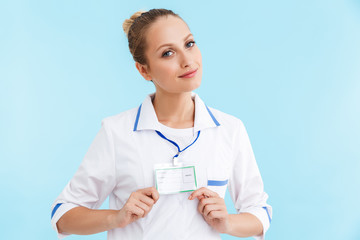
[135,62,152,81]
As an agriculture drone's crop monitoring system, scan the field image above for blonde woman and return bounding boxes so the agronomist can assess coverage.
[51,8,272,240]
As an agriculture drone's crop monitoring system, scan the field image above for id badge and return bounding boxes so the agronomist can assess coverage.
[154,164,197,195]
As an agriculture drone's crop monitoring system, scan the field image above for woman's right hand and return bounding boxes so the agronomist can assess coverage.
[113,187,159,228]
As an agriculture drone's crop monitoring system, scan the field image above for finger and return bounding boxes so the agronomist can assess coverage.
[206,210,226,220]
[200,197,220,205]
[197,200,218,214]
[189,187,218,200]
[198,198,226,214]
[198,200,206,214]
[138,194,155,207]
[127,204,145,218]
[197,198,211,214]
[150,187,160,203]
[203,204,224,217]
[134,200,151,216]
[140,187,160,203]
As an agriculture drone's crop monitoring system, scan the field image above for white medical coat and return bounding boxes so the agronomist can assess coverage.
[51,92,272,239]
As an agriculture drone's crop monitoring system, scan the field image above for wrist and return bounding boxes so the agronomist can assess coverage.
[223,214,235,235]
[107,210,121,230]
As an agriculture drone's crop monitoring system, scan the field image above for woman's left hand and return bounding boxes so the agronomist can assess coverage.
[188,187,230,233]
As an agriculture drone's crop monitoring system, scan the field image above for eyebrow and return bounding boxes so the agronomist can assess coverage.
[156,33,193,52]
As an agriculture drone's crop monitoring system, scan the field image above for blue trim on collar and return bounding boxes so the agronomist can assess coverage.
[133,101,220,131]
[205,105,220,126]
[133,104,142,131]
[51,203,63,219]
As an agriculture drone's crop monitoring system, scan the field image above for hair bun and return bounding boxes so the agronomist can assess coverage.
[122,10,147,37]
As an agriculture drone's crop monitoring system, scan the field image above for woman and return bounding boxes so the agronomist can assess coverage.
[51,8,272,239]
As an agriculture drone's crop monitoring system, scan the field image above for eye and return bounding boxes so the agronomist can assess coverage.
[186,40,196,48]
[162,50,173,57]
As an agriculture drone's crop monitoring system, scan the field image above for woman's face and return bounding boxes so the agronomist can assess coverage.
[137,15,202,94]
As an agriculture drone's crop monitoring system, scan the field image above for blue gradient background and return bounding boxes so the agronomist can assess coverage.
[1,0,360,239]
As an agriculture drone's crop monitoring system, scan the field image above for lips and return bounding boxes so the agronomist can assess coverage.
[179,69,198,78]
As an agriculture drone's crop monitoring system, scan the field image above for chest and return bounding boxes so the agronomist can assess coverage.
[112,129,234,201]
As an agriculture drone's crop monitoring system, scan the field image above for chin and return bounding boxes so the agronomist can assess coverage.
[182,77,201,90]
[164,77,202,93]
[191,81,201,91]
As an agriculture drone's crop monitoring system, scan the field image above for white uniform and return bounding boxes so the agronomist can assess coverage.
[51,92,272,240]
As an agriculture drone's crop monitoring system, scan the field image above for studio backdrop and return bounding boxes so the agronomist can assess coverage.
[0,0,359,239]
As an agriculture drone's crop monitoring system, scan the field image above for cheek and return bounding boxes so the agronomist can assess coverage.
[194,47,202,61]
[159,63,178,78]
[153,63,178,85]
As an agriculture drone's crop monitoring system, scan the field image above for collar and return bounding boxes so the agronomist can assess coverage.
[133,92,220,132]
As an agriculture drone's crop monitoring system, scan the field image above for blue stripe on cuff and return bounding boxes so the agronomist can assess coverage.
[207,179,228,186]
[263,206,272,223]
[51,203,63,219]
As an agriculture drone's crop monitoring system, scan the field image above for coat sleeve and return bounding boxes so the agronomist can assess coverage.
[227,120,272,240]
[50,119,116,239]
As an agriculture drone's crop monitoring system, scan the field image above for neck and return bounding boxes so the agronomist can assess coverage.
[152,91,195,129]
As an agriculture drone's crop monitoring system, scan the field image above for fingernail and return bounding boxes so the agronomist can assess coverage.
[188,195,192,200]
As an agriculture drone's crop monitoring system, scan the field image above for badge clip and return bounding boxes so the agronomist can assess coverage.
[173,154,181,166]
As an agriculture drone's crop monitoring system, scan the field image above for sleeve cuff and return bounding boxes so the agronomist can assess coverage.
[51,203,80,239]
[239,206,272,240]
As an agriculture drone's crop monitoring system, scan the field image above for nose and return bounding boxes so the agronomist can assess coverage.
[180,50,194,69]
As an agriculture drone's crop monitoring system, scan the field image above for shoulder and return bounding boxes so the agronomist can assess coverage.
[207,107,253,154]
[100,107,139,132]
[207,106,245,130]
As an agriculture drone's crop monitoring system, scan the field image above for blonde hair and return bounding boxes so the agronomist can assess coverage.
[122,8,182,65]
[122,10,146,37]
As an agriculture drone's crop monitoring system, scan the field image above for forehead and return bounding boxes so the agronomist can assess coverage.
[146,16,191,51]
